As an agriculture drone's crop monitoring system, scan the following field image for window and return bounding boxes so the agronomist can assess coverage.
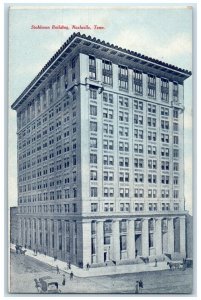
[90,121,97,132]
[161,189,169,198]
[91,187,98,197]
[91,203,98,212]
[148,189,157,198]
[134,173,144,182]
[173,190,179,198]
[173,109,179,118]
[148,131,156,141]
[133,69,143,94]
[173,123,179,132]
[102,60,113,85]
[134,100,143,111]
[89,55,96,79]
[161,120,169,130]
[162,203,170,211]
[161,147,169,157]
[148,174,157,184]
[148,74,156,98]
[173,82,179,101]
[173,162,179,171]
[120,235,127,251]
[90,170,97,181]
[90,105,97,116]
[147,117,156,127]
[161,107,169,116]
[120,203,130,212]
[161,161,169,170]
[161,175,169,184]
[174,203,179,211]
[173,149,179,158]
[134,158,144,168]
[90,153,97,164]
[134,188,144,198]
[118,65,128,89]
[90,138,97,148]
[148,104,156,114]
[134,144,144,154]
[134,204,144,212]
[161,78,169,101]
[161,132,169,143]
[90,89,97,99]
[134,114,143,125]
[174,136,179,144]
[104,203,114,212]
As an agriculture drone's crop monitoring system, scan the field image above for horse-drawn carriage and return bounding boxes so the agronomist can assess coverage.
[15,245,27,255]
[167,261,184,270]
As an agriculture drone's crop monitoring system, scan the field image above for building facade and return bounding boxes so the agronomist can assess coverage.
[11,33,191,267]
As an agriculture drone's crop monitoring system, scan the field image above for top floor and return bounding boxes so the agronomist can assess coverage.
[11,32,191,115]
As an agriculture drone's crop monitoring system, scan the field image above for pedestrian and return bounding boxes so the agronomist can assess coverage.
[139,280,143,293]
[135,249,138,258]
[86,263,90,270]
[135,281,139,294]
[154,258,158,267]
[62,274,66,286]
[56,265,60,274]
[68,262,71,270]
[70,271,74,280]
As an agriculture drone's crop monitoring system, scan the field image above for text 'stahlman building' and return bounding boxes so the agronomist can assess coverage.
[11,33,191,267]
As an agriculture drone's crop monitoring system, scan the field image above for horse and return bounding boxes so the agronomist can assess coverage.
[167,261,183,270]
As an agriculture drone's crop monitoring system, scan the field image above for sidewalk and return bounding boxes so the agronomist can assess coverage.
[10,244,169,278]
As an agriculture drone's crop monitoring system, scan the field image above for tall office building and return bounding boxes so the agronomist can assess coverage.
[11,33,191,267]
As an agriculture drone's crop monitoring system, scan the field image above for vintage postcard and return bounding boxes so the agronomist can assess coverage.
[8,4,193,295]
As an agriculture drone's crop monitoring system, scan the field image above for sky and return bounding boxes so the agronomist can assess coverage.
[8,4,193,213]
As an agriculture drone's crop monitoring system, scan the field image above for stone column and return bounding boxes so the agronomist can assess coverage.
[168,218,174,254]
[180,216,186,256]
[31,219,35,249]
[69,220,74,263]
[142,218,149,257]
[155,218,162,255]
[18,217,22,245]
[54,220,58,258]
[27,218,31,247]
[61,220,65,260]
[127,219,135,260]
[82,221,92,266]
[47,219,51,255]
[42,219,46,252]
[36,218,40,251]
[112,220,120,261]
[96,221,104,263]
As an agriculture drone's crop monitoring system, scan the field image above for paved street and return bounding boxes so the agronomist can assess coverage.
[9,250,193,294]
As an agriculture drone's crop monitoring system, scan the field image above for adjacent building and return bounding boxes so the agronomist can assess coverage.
[11,32,191,267]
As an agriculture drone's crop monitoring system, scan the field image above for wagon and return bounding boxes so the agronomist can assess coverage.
[38,276,61,293]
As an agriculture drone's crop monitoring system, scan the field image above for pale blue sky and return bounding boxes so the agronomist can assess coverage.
[8,5,193,213]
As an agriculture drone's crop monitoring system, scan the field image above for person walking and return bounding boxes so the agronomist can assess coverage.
[70,271,74,280]
[135,281,139,294]
[62,274,66,286]
[56,265,60,274]
[139,280,143,293]
[154,258,158,267]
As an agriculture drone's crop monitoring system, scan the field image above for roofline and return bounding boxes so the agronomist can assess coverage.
[11,32,192,110]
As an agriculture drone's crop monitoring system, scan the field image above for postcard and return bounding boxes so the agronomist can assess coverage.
[8,4,193,294]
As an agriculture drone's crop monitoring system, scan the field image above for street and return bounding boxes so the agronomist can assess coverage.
[9,251,193,294]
